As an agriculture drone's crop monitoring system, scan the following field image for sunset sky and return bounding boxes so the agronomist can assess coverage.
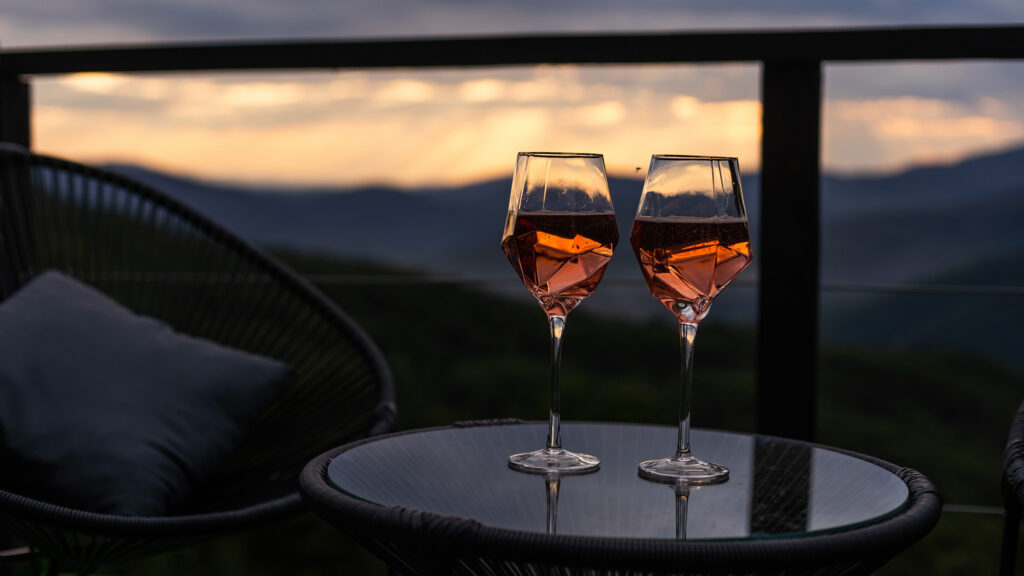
[2,1,1023,188]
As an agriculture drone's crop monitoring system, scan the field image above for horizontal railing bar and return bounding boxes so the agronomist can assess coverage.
[304,275,1024,296]
[942,504,1004,515]
[68,271,1024,296]
[819,282,1024,296]
[2,25,1024,75]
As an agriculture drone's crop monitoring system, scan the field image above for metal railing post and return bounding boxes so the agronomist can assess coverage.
[0,72,30,147]
[757,59,822,441]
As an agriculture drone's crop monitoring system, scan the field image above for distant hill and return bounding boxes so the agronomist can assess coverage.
[106,145,1024,286]
[821,147,1024,284]
[106,145,1024,368]
[821,146,1024,218]
[102,165,642,277]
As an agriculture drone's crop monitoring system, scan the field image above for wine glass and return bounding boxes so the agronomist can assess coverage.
[501,152,618,475]
[630,155,752,484]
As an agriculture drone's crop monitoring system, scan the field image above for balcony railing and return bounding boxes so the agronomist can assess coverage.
[2,25,1023,440]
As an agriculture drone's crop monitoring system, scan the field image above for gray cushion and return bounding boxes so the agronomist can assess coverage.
[0,270,290,516]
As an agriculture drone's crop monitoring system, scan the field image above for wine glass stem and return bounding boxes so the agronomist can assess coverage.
[546,475,560,534]
[546,315,566,451]
[675,486,690,540]
[676,321,698,459]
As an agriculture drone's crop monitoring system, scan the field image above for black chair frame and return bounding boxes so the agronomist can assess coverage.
[0,144,396,573]
[1000,401,1024,576]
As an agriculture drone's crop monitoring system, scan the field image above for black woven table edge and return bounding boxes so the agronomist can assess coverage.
[0,487,303,538]
[298,421,944,572]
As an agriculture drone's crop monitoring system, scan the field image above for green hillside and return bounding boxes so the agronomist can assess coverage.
[271,249,758,434]
[108,250,1021,576]
[823,246,1024,371]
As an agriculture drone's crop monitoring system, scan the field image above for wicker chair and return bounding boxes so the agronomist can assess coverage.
[0,144,396,574]
[1001,400,1024,576]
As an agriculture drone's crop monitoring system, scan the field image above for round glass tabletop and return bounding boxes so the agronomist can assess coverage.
[327,422,909,541]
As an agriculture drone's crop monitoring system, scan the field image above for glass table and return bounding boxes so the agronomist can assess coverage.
[300,421,941,575]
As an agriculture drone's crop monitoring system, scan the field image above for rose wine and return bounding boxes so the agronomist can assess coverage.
[630,216,751,323]
[502,210,618,317]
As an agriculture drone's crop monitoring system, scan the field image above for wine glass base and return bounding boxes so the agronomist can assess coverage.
[638,455,729,485]
[508,448,600,475]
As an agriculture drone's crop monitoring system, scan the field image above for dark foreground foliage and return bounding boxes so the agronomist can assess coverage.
[90,251,1024,575]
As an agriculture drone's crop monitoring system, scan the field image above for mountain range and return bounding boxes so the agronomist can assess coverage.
[106,145,1024,369]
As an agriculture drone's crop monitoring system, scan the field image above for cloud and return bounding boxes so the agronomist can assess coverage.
[60,73,128,94]
[217,82,311,108]
[374,79,435,104]
[4,0,1024,48]
[826,62,1024,107]
[28,62,1024,187]
[671,96,700,119]
[459,79,504,103]
[824,96,1024,173]
[32,66,764,186]
[572,101,626,127]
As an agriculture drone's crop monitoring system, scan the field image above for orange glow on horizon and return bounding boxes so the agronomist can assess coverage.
[30,69,1024,189]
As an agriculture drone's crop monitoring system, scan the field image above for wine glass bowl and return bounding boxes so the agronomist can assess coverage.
[502,152,617,475]
[630,155,752,484]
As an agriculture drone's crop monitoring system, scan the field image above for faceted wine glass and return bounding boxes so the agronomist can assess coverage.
[501,152,618,475]
[630,155,752,484]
